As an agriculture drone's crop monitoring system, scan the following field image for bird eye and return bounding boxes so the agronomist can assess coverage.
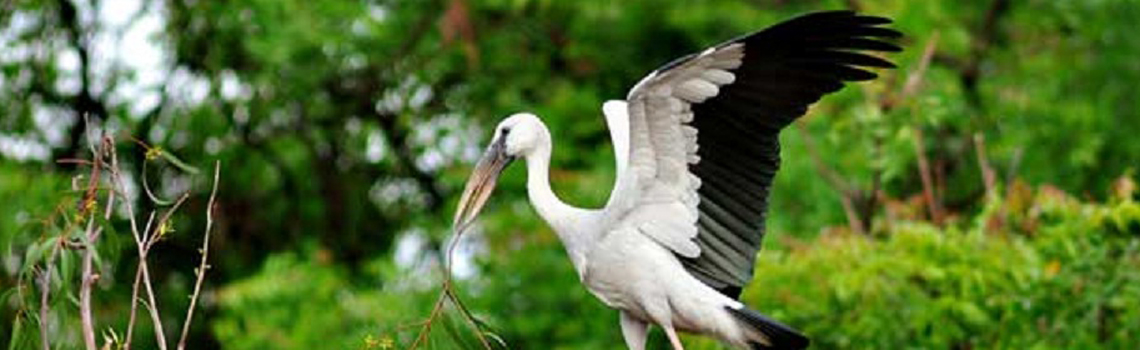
[500,127,511,136]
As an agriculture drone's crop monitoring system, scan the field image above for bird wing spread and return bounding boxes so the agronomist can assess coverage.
[606,10,900,298]
[603,100,632,211]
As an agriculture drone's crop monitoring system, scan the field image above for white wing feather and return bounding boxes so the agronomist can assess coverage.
[603,43,745,258]
[603,100,631,211]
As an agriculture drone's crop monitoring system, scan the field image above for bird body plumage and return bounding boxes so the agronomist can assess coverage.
[458,10,901,350]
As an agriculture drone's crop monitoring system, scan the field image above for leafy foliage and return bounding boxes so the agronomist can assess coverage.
[747,183,1140,349]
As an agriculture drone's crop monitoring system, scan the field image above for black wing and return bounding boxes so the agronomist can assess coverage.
[678,11,901,298]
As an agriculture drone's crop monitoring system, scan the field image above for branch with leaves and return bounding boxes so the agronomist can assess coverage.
[14,127,221,350]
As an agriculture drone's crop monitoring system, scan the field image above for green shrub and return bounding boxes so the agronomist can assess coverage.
[212,250,399,350]
[746,185,1140,349]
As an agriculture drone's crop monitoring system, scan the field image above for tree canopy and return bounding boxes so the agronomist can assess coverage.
[2,0,1138,349]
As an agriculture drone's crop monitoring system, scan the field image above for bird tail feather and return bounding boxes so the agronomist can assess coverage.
[725,306,810,350]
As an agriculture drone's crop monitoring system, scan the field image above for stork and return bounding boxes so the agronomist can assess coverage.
[453,11,900,350]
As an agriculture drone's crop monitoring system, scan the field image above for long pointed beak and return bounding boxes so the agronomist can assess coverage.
[453,137,515,231]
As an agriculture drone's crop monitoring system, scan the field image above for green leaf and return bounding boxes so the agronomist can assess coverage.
[58,248,72,289]
[23,238,50,272]
[9,312,24,350]
[161,149,201,175]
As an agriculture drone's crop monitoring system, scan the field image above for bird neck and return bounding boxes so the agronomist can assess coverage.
[524,140,561,218]
[524,132,597,273]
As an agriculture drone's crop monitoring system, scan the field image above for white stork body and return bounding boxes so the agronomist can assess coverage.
[582,224,750,349]
[517,112,751,349]
[454,11,901,350]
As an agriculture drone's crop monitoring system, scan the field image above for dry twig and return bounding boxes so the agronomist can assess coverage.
[125,211,156,349]
[124,258,145,349]
[408,225,494,350]
[904,35,944,225]
[79,135,113,350]
[913,128,942,225]
[108,141,171,350]
[177,161,221,350]
[138,192,191,350]
[78,212,100,350]
[442,235,494,350]
[795,123,867,234]
[974,133,998,199]
[36,122,217,350]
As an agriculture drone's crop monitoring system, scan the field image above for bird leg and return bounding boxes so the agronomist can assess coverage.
[620,311,649,350]
[663,324,685,350]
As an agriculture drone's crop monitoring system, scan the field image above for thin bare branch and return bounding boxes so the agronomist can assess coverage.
[79,217,105,350]
[56,158,96,166]
[147,194,191,252]
[79,220,100,350]
[142,212,157,243]
[442,230,493,350]
[837,193,867,235]
[123,210,156,350]
[177,161,221,350]
[795,124,852,194]
[127,192,192,350]
[107,137,169,350]
[79,135,111,350]
[900,33,940,104]
[974,133,998,199]
[124,261,144,350]
[903,34,942,227]
[913,128,943,225]
[795,123,867,233]
[409,292,448,349]
[409,226,494,350]
[139,261,168,350]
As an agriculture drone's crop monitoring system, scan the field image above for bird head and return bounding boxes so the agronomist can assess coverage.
[452,113,544,230]
[496,112,545,157]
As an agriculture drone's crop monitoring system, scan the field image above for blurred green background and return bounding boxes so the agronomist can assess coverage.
[2,0,1139,349]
